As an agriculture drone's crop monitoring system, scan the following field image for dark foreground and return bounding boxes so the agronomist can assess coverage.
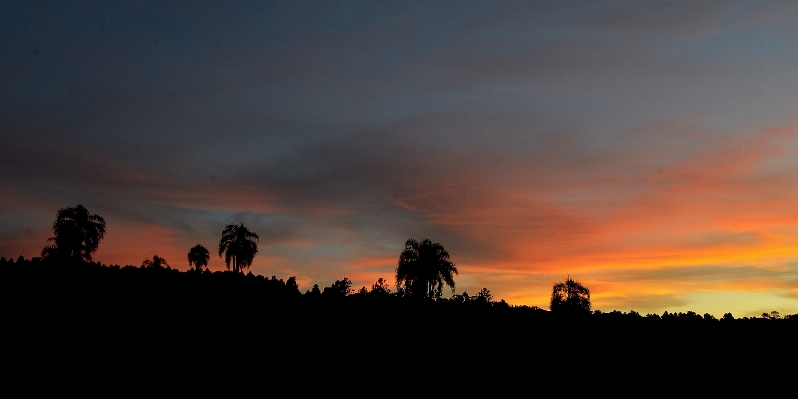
[2,258,795,388]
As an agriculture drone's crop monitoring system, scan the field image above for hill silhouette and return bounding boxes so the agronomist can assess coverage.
[0,257,798,392]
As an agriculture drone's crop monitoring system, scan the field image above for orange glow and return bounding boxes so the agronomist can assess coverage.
[379,126,798,314]
[6,126,797,317]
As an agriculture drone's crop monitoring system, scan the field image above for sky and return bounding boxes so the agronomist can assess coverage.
[2,1,798,317]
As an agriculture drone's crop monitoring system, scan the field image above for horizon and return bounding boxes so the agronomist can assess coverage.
[2,1,798,318]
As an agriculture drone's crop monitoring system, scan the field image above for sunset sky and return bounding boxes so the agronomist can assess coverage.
[3,1,798,317]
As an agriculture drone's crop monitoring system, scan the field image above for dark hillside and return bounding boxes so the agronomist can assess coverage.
[2,257,794,383]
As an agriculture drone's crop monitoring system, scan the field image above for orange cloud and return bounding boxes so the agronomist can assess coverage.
[376,124,798,314]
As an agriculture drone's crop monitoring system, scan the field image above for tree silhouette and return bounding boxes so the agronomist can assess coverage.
[395,238,458,299]
[450,291,471,304]
[550,277,591,314]
[285,276,301,296]
[323,277,352,297]
[142,255,169,268]
[476,288,493,304]
[187,244,210,271]
[721,312,735,323]
[218,223,259,273]
[370,278,391,295]
[41,204,106,262]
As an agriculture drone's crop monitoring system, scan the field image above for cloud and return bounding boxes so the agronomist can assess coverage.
[573,1,730,39]
[743,2,798,27]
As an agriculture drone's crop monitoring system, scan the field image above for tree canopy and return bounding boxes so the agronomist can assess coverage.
[370,278,391,295]
[142,255,169,268]
[41,204,106,263]
[550,277,591,314]
[323,277,352,297]
[187,244,210,271]
[396,238,458,299]
[218,223,259,273]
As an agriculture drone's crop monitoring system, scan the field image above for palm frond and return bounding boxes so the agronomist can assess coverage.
[218,223,259,273]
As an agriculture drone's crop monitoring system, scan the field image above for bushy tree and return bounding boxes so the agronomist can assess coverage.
[762,311,781,320]
[285,276,300,295]
[476,288,493,304]
[550,277,591,314]
[323,278,352,297]
[370,278,391,295]
[187,244,210,271]
[721,312,735,323]
[450,291,472,304]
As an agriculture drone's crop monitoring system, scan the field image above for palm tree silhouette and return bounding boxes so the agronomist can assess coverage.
[142,255,169,268]
[218,223,259,273]
[396,238,458,299]
[187,244,210,271]
[41,204,106,262]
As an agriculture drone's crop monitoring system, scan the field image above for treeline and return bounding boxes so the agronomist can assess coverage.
[4,255,796,381]
[3,255,795,325]
[6,208,794,381]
